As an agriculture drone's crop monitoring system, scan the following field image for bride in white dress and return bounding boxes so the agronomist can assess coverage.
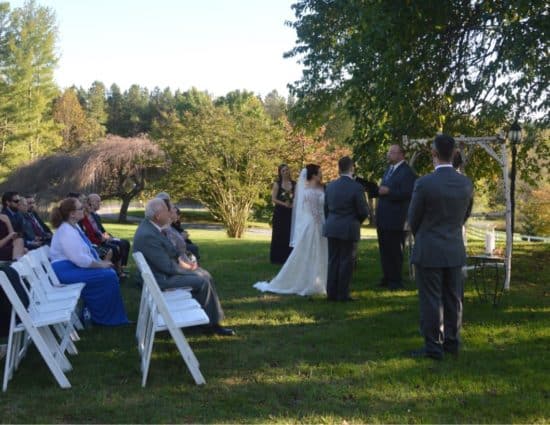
[254,164,328,296]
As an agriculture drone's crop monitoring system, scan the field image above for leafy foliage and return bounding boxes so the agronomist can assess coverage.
[0,134,167,222]
[155,97,287,238]
[0,0,61,176]
[286,0,549,179]
[52,87,104,150]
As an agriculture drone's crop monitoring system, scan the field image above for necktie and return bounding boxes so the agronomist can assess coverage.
[384,166,395,183]
[28,214,44,237]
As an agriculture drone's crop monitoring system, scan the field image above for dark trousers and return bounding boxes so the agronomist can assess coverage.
[1,265,30,337]
[416,266,463,356]
[165,269,224,325]
[327,238,355,300]
[377,228,405,287]
[108,238,130,266]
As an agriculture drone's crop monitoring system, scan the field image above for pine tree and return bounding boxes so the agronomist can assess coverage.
[0,0,60,175]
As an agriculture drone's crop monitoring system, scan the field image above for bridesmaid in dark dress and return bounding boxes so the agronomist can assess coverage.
[270,164,295,264]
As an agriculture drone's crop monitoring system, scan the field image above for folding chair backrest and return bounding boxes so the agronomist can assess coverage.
[132,252,206,386]
[133,251,154,276]
[34,246,63,287]
[9,260,43,309]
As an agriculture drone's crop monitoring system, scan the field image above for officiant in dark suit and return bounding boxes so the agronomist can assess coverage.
[407,134,473,360]
[372,145,417,290]
[324,156,369,301]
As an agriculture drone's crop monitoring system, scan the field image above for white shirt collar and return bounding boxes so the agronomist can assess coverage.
[435,164,453,170]
[149,219,164,233]
[391,160,405,170]
[340,173,354,179]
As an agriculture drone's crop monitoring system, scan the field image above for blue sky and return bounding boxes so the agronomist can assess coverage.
[9,0,303,97]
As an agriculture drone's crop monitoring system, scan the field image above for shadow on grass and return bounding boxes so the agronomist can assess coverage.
[1,234,548,423]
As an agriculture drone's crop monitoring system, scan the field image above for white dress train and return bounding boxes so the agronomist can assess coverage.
[254,187,328,296]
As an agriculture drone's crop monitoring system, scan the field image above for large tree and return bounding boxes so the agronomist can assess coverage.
[52,88,103,150]
[86,81,108,132]
[286,0,549,178]
[0,0,60,176]
[263,89,287,121]
[155,97,287,238]
[0,134,167,222]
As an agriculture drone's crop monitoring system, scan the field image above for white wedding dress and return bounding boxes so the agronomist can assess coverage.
[254,169,328,296]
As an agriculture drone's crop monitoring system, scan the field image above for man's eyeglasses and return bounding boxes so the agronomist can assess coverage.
[10,199,20,203]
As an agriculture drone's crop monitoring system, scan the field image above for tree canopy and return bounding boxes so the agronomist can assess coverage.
[0,0,60,175]
[0,134,167,222]
[286,0,549,178]
[155,96,288,238]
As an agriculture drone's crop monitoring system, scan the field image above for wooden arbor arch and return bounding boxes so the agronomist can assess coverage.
[402,133,513,290]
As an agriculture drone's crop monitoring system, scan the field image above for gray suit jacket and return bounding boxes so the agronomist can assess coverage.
[408,167,473,267]
[132,219,195,289]
[324,176,369,241]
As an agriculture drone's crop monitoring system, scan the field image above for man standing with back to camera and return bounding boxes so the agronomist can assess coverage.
[407,134,473,360]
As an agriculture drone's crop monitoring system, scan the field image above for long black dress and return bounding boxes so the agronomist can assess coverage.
[0,219,14,261]
[270,181,295,264]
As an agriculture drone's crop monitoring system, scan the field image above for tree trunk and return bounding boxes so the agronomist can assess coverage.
[118,196,132,223]
[224,206,249,238]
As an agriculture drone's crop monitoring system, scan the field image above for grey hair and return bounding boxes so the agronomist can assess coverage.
[156,192,170,201]
[144,198,167,220]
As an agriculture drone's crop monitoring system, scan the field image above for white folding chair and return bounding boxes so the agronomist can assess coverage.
[34,246,85,295]
[132,252,209,386]
[1,271,72,391]
[133,251,193,343]
[23,250,84,331]
[9,261,79,356]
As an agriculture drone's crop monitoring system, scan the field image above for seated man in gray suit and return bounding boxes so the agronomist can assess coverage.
[407,134,473,359]
[133,198,235,336]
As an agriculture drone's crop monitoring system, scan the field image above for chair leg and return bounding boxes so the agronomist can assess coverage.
[141,322,156,387]
[53,323,78,356]
[3,317,18,392]
[29,327,71,389]
[169,328,205,385]
[40,327,72,372]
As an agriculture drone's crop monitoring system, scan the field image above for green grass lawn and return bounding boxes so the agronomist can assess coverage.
[1,224,549,423]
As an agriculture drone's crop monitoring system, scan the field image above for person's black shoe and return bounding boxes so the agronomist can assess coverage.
[377,279,388,287]
[210,325,236,336]
[340,297,356,302]
[388,283,405,291]
[443,346,459,356]
[408,348,443,361]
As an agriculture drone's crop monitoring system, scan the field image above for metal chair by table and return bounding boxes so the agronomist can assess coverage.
[467,255,506,305]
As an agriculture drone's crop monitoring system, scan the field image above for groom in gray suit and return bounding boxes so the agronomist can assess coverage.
[133,198,234,336]
[408,134,473,359]
[324,157,370,301]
